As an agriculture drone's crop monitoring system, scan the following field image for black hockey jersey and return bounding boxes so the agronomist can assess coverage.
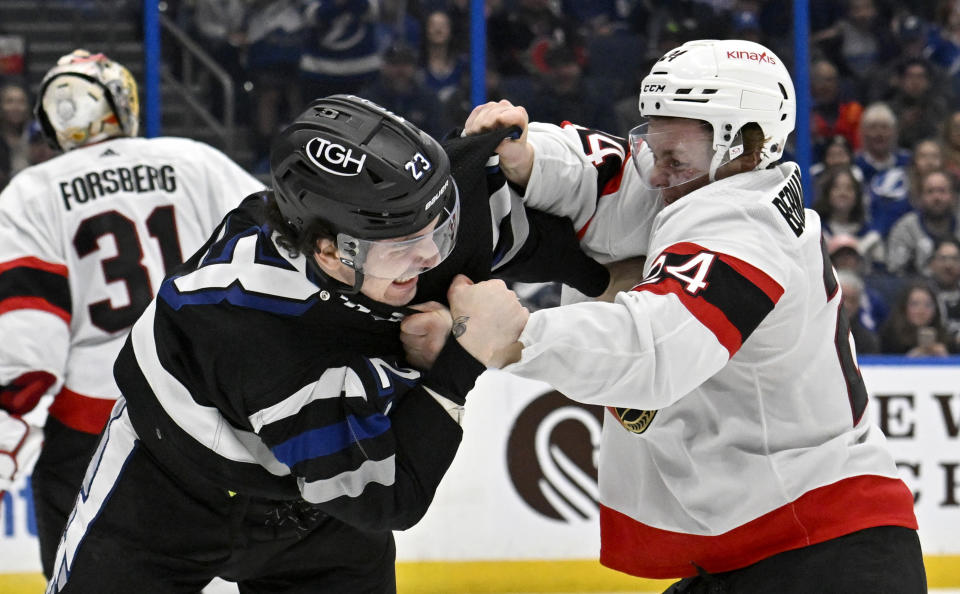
[115,129,606,531]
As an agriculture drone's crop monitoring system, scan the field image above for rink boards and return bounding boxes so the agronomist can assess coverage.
[1,360,958,591]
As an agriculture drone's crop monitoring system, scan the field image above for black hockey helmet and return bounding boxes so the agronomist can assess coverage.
[270,96,460,293]
[270,94,457,241]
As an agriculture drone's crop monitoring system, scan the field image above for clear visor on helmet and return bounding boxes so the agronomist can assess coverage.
[628,118,744,191]
[337,179,459,280]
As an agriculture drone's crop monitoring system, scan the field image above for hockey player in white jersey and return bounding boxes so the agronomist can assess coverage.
[452,39,926,592]
[0,49,265,578]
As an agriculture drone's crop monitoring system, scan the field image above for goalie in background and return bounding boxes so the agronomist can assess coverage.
[0,48,264,579]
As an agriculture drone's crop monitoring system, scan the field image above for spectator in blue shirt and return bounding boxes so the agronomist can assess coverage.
[855,102,913,237]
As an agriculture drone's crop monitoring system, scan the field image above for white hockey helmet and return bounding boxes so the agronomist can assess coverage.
[36,49,139,151]
[630,39,795,183]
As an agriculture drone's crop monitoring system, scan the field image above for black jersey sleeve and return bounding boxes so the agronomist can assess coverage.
[494,207,610,297]
[443,127,610,297]
[120,197,489,530]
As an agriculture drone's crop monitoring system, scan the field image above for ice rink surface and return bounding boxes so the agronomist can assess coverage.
[201,581,960,594]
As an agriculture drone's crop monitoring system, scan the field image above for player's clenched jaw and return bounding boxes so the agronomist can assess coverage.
[313,216,444,307]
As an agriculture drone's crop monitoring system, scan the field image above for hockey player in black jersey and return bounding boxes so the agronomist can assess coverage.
[45,95,611,593]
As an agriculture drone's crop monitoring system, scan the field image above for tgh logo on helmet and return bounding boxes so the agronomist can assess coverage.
[506,391,603,522]
[305,136,367,176]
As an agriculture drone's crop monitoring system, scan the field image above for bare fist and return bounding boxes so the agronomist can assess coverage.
[447,275,529,367]
[464,100,534,188]
[400,301,452,370]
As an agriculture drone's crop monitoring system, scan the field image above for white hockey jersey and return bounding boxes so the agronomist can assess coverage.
[509,152,917,577]
[0,137,264,434]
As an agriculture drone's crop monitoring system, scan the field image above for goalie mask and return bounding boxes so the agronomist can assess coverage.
[628,39,795,196]
[271,94,459,292]
[36,49,140,151]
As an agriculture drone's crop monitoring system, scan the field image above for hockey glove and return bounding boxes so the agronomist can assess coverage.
[0,410,43,501]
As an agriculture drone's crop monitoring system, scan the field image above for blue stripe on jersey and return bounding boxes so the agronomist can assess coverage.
[271,413,391,466]
[363,358,419,399]
[201,219,256,266]
[204,220,297,271]
[254,226,298,271]
[158,279,318,315]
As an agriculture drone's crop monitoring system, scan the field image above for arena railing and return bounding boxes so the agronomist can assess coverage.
[155,10,235,146]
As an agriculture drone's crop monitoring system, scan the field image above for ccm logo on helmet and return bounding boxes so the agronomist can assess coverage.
[642,84,665,93]
[726,50,777,64]
[305,136,367,176]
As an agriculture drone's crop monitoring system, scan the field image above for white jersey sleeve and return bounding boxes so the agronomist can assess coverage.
[182,139,267,227]
[508,164,803,409]
[507,162,915,578]
[522,122,662,265]
[0,166,70,399]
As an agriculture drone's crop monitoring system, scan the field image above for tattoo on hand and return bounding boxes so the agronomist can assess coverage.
[452,316,469,338]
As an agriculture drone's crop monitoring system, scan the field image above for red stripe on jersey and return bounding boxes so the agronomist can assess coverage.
[577,156,629,239]
[575,140,633,240]
[576,215,595,240]
[666,242,784,303]
[599,474,917,579]
[600,149,631,196]
[48,387,117,434]
[0,256,68,277]
[0,296,70,323]
[635,280,743,355]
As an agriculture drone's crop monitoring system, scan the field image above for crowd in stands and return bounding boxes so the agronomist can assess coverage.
[0,81,56,190]
[2,0,960,356]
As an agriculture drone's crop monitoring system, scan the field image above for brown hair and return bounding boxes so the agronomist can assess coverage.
[263,192,335,259]
[739,122,768,158]
[813,165,865,221]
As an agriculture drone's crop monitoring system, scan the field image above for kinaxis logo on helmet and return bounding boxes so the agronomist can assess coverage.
[305,136,367,176]
[726,49,777,64]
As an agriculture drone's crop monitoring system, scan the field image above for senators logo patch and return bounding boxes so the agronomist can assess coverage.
[610,407,658,434]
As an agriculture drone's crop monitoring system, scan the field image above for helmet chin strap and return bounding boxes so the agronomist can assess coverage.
[344,269,365,295]
[707,131,745,182]
[306,254,365,295]
[707,152,723,183]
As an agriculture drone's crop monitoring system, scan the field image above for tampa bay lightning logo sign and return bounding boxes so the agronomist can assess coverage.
[305,136,367,176]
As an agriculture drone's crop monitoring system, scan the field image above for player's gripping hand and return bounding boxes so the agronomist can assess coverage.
[400,301,453,370]
[0,410,43,501]
[464,100,534,188]
[447,275,528,368]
